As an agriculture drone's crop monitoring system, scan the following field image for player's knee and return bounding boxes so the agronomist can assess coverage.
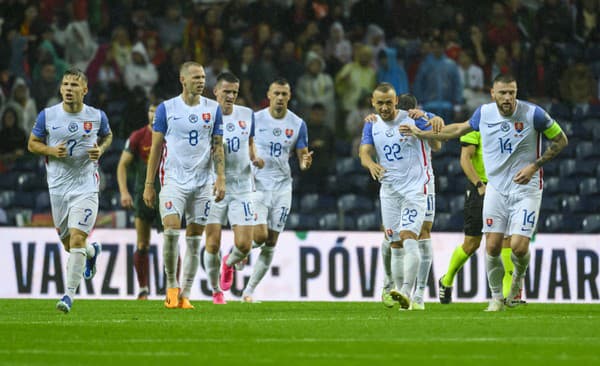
[463,237,481,255]
[205,242,220,254]
[254,232,268,245]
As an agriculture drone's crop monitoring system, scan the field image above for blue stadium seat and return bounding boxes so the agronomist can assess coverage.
[0,191,16,208]
[575,142,600,159]
[446,159,464,177]
[435,195,449,212]
[318,213,342,230]
[434,212,463,232]
[299,194,336,214]
[0,172,19,190]
[436,175,449,192]
[336,157,362,176]
[349,174,374,193]
[561,195,596,214]
[337,194,373,214]
[286,213,302,230]
[541,214,581,233]
[579,178,599,196]
[543,160,560,176]
[448,195,464,214]
[544,176,577,194]
[356,212,381,231]
[541,195,560,212]
[34,191,51,212]
[559,159,593,177]
[12,192,35,209]
[17,172,45,192]
[582,214,600,233]
[11,158,37,172]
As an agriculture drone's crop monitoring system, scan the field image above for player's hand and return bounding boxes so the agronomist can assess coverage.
[120,191,133,209]
[87,143,103,161]
[214,175,226,202]
[477,183,486,196]
[300,151,313,170]
[252,157,265,169]
[399,124,420,137]
[53,142,67,158]
[143,185,156,208]
[513,163,537,185]
[407,109,425,119]
[428,116,445,134]
[368,162,385,181]
[364,113,377,123]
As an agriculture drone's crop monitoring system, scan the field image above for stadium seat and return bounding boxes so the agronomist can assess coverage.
[356,212,381,231]
[34,191,51,212]
[11,158,37,172]
[336,157,362,176]
[575,142,600,159]
[561,195,596,214]
[541,195,560,212]
[17,172,45,192]
[337,194,373,214]
[436,175,449,192]
[446,159,464,177]
[299,193,336,214]
[543,160,560,176]
[579,178,599,196]
[448,195,464,214]
[286,213,302,230]
[12,192,35,209]
[349,174,374,192]
[550,103,571,119]
[544,176,577,194]
[582,214,600,233]
[434,212,463,232]
[435,195,449,212]
[541,214,581,233]
[559,159,593,177]
[318,213,340,230]
[0,172,19,190]
[0,191,16,208]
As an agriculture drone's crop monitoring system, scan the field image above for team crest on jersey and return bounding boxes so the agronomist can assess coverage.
[165,201,173,210]
[486,218,493,226]
[501,121,511,132]
[189,114,199,123]
[238,120,247,129]
[385,129,395,137]
[273,128,282,136]
[226,123,235,132]
[202,113,211,122]
[514,121,524,133]
[285,129,294,138]
[83,121,93,133]
[68,122,78,132]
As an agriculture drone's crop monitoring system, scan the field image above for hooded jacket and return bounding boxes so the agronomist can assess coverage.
[123,42,158,96]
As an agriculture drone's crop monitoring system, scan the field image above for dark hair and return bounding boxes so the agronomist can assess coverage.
[493,73,516,84]
[270,77,290,87]
[216,71,240,84]
[311,102,326,111]
[398,93,417,110]
[63,67,88,84]
[373,82,396,94]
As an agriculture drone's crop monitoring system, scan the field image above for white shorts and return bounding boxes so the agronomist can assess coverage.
[159,183,212,225]
[424,178,435,223]
[380,190,427,241]
[254,189,292,232]
[482,183,542,238]
[50,192,99,240]
[206,191,255,226]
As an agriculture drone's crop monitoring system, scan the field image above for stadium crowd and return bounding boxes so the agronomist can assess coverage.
[0,0,599,232]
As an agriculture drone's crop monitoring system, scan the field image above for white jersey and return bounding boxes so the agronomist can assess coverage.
[153,95,223,189]
[221,105,255,194]
[253,108,308,191]
[360,110,431,196]
[469,100,554,194]
[32,103,111,195]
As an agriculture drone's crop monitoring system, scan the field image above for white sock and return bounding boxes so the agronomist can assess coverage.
[226,246,247,267]
[203,251,221,293]
[85,243,95,257]
[401,239,421,297]
[414,238,433,301]
[252,240,263,249]
[243,245,275,296]
[65,248,86,299]
[381,238,393,291]
[486,253,505,299]
[511,250,530,280]
[180,236,201,298]
[163,229,180,289]
[390,247,404,292]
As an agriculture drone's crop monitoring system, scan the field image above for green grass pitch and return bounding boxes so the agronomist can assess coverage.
[0,300,599,366]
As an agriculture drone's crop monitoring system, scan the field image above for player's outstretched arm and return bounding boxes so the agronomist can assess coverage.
[400,121,472,141]
[117,149,134,209]
[514,130,568,185]
[143,131,164,208]
[212,134,226,202]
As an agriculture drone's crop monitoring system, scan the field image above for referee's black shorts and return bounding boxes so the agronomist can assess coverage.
[463,181,484,236]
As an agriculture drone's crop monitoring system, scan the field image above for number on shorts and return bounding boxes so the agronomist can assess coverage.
[78,208,93,225]
[402,208,417,225]
[242,201,254,219]
[522,209,536,228]
[279,206,289,224]
[204,201,211,217]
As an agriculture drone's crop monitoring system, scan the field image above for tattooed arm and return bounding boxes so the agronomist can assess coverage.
[212,134,226,202]
[513,131,568,184]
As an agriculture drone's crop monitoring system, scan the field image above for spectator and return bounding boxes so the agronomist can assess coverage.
[31,62,59,110]
[486,2,520,49]
[457,50,488,114]
[110,26,132,73]
[325,22,352,74]
[0,105,27,169]
[277,40,304,90]
[283,0,315,38]
[576,0,599,40]
[345,92,373,157]
[5,77,37,134]
[301,102,335,189]
[413,37,462,122]
[250,46,278,109]
[488,45,514,82]
[142,31,166,67]
[64,21,98,71]
[156,46,185,100]
[157,4,186,50]
[296,51,336,129]
[204,54,229,98]
[376,48,409,95]
[560,60,597,111]
[335,44,376,118]
[364,24,387,64]
[86,44,123,89]
[233,45,260,110]
[123,42,158,97]
[535,0,573,43]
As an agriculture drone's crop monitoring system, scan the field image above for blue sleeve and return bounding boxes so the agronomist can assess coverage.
[425,112,436,120]
[415,117,432,131]
[360,122,374,145]
[153,103,167,134]
[533,106,554,132]
[212,106,223,136]
[468,107,482,131]
[32,110,46,138]
[98,110,111,136]
[296,121,308,149]
[250,113,255,137]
